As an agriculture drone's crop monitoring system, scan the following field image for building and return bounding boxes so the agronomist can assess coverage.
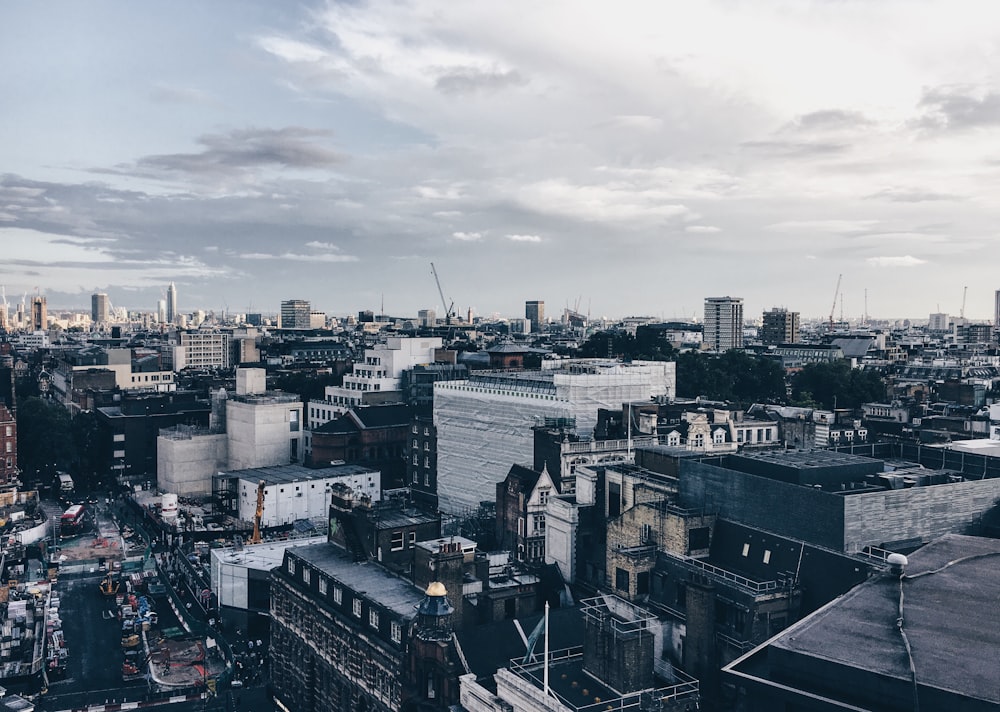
[226,368,304,470]
[495,464,557,563]
[280,299,311,330]
[166,282,177,324]
[725,534,1000,711]
[175,330,232,370]
[434,359,676,513]
[91,293,110,325]
[310,337,443,423]
[525,300,544,333]
[0,404,17,485]
[703,297,743,352]
[759,307,799,345]
[29,296,46,331]
[309,404,412,488]
[417,309,436,328]
[927,311,949,333]
[995,289,1000,329]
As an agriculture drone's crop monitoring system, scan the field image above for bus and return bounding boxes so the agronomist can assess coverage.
[60,504,89,538]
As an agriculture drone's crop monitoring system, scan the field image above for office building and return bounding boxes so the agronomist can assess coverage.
[760,307,799,345]
[417,308,436,328]
[91,292,110,325]
[703,296,743,351]
[995,289,1000,329]
[174,330,232,371]
[166,282,177,324]
[280,299,311,330]
[156,299,167,324]
[525,300,544,333]
[29,296,46,331]
[928,312,949,332]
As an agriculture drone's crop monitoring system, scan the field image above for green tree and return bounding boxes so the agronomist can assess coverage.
[16,397,77,486]
[790,361,885,410]
[676,351,786,406]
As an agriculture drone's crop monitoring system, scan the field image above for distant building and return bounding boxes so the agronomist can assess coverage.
[0,404,17,485]
[703,296,743,351]
[280,299,311,330]
[156,299,167,324]
[417,308,436,328]
[525,300,544,333]
[759,307,799,345]
[29,296,46,331]
[995,289,1000,329]
[928,311,949,333]
[91,292,110,325]
[175,330,232,370]
[166,282,177,324]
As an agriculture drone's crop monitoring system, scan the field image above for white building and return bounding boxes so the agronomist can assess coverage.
[703,296,744,351]
[309,336,442,427]
[174,330,232,371]
[434,359,676,513]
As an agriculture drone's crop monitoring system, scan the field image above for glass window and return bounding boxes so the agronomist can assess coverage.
[353,598,362,617]
[334,587,342,604]
[369,609,379,628]
[287,559,295,575]
[391,620,402,643]
[318,577,327,595]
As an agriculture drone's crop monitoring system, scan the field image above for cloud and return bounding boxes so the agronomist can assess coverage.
[783,109,874,133]
[451,231,482,241]
[767,220,879,234]
[916,85,1000,131]
[865,187,958,202]
[103,127,344,179]
[149,83,217,106]
[240,251,358,263]
[866,255,927,267]
[304,241,343,250]
[507,234,541,243]
[740,140,848,157]
[685,225,720,234]
[435,66,527,95]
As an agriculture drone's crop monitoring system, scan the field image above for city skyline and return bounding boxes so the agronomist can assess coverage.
[3,1,1000,320]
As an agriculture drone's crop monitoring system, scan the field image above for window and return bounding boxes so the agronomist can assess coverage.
[4,426,11,437]
[287,559,296,575]
[302,567,311,584]
[333,586,342,604]
[763,549,771,564]
[741,543,750,557]
[353,598,362,617]
[615,567,629,593]
[391,620,402,643]
[533,514,545,534]
[391,531,404,551]
[318,577,327,595]
[538,489,550,506]
[641,523,653,543]
[408,532,416,548]
[369,609,379,628]
[689,527,710,551]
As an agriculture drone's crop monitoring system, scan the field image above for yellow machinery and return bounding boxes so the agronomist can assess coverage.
[249,480,265,544]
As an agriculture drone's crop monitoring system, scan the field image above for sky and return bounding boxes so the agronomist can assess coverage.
[3,0,1000,322]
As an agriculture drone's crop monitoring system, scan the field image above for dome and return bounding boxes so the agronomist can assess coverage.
[425,581,447,597]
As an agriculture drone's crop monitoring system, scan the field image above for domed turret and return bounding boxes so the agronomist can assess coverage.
[416,581,453,640]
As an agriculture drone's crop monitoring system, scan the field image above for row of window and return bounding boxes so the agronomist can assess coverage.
[130,373,172,382]
[286,557,402,643]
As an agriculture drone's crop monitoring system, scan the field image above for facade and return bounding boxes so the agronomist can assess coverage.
[309,404,412,488]
[725,534,1000,711]
[175,330,232,370]
[226,389,303,470]
[525,300,544,333]
[166,282,177,324]
[434,359,676,513]
[30,296,46,331]
[759,308,799,345]
[0,404,16,485]
[928,311,949,332]
[91,292,110,325]
[495,464,556,564]
[280,299,311,330]
[996,288,1000,329]
[311,337,442,423]
[703,297,743,352]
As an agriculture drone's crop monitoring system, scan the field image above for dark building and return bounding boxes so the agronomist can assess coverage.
[0,404,16,485]
[495,464,557,564]
[525,300,544,333]
[760,307,800,345]
[725,534,1000,711]
[309,404,412,488]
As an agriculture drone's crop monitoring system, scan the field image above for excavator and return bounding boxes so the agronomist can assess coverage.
[249,480,265,545]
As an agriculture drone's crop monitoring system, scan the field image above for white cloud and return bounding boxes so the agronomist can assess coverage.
[451,232,482,241]
[507,234,542,243]
[866,255,927,267]
[240,252,358,263]
[686,225,721,233]
[305,241,342,250]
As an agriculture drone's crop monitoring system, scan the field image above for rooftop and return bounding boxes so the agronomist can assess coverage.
[223,462,379,486]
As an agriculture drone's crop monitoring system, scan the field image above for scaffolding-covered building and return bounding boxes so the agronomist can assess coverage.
[434,360,676,513]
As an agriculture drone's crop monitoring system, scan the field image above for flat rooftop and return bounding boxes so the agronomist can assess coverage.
[211,536,327,572]
[288,543,424,617]
[221,462,378,485]
[727,533,1000,707]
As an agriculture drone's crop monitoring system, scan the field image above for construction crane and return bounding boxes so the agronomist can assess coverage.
[829,274,842,332]
[430,262,455,324]
[249,480,265,544]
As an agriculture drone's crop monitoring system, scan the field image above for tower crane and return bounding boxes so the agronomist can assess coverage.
[829,274,842,332]
[249,479,265,544]
[430,262,455,324]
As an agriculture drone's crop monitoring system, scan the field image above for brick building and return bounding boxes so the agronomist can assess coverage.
[495,464,556,564]
[0,404,16,485]
[309,404,412,489]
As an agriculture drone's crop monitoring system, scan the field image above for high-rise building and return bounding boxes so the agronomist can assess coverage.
[280,299,311,329]
[91,292,110,324]
[928,312,949,333]
[417,309,436,328]
[29,296,46,331]
[703,296,744,352]
[760,307,800,345]
[994,290,1000,329]
[525,300,544,333]
[166,282,177,324]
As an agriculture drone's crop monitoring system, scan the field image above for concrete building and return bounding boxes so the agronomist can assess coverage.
[525,300,544,333]
[434,359,676,513]
[995,289,1000,329]
[91,292,110,325]
[759,307,799,345]
[166,282,177,324]
[418,308,436,328]
[310,336,442,424]
[928,311,949,333]
[226,368,303,470]
[703,296,743,352]
[174,330,232,371]
[725,534,1000,711]
[0,404,17,485]
[279,299,311,330]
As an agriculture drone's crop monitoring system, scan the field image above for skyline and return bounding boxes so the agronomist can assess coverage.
[4,1,1000,320]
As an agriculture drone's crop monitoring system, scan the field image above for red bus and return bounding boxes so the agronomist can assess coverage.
[60,504,89,537]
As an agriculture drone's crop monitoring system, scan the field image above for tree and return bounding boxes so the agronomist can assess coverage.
[790,361,885,410]
[16,397,77,485]
[676,350,786,406]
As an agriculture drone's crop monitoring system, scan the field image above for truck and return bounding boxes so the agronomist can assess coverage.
[57,472,74,494]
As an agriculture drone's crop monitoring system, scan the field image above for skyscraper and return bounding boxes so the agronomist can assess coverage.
[280,299,312,329]
[157,299,167,324]
[525,300,544,333]
[166,282,177,324]
[703,296,744,352]
[760,307,800,345]
[994,290,1000,329]
[29,296,46,331]
[91,292,110,324]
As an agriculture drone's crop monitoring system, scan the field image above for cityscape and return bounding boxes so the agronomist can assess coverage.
[4,2,1000,711]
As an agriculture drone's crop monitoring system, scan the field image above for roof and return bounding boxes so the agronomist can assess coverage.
[288,543,425,617]
[831,337,875,358]
[315,403,413,434]
[726,534,1000,707]
[224,462,379,486]
[502,464,542,492]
